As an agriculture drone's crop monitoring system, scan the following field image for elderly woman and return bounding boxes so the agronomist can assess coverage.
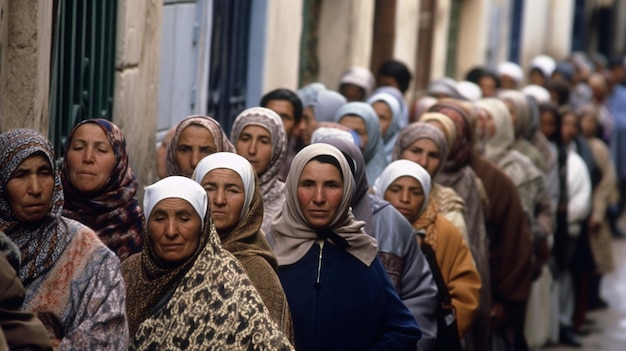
[0,129,128,349]
[230,107,288,236]
[374,160,481,339]
[368,89,402,163]
[166,115,234,177]
[61,119,142,260]
[192,152,294,341]
[272,143,421,350]
[335,102,389,184]
[121,176,293,349]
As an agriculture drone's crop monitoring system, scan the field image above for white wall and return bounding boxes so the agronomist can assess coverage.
[393,0,420,100]
[457,0,490,79]
[431,0,451,80]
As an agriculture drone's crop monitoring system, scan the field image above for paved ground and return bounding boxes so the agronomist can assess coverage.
[541,233,626,351]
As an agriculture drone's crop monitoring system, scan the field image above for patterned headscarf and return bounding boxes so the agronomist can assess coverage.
[393,122,449,178]
[165,115,235,176]
[335,102,389,184]
[427,99,475,168]
[0,129,72,286]
[61,119,142,260]
[124,176,213,338]
[230,107,287,197]
[271,143,378,266]
[373,160,431,218]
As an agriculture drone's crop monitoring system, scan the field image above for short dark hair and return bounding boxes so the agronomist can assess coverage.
[377,60,412,94]
[260,88,303,124]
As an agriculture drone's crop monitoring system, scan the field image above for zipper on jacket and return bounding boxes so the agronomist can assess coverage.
[315,240,325,288]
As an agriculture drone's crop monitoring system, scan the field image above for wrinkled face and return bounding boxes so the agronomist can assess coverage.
[236,125,273,175]
[6,155,55,223]
[478,76,497,97]
[340,83,366,102]
[148,198,202,262]
[298,106,317,145]
[383,176,425,223]
[175,125,216,177]
[266,100,296,137]
[371,101,392,136]
[561,113,579,144]
[339,115,369,151]
[297,160,344,229]
[66,123,117,193]
[540,110,557,139]
[400,139,441,177]
[201,168,245,236]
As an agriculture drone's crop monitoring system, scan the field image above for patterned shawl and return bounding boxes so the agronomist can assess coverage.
[271,143,378,266]
[230,107,287,234]
[335,102,389,184]
[0,129,73,287]
[61,119,142,260]
[123,177,211,338]
[165,115,235,176]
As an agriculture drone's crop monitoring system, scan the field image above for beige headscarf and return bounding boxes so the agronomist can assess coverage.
[271,143,378,266]
[419,112,458,153]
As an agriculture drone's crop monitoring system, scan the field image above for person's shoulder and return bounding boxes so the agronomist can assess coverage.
[61,217,119,260]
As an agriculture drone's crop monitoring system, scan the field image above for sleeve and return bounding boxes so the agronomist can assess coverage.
[369,259,423,351]
[590,142,618,222]
[57,250,129,351]
[566,152,592,225]
[398,230,438,351]
[0,253,53,351]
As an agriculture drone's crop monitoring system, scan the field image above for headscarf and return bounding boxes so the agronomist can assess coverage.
[311,90,347,122]
[311,122,359,146]
[393,122,449,177]
[426,99,475,168]
[319,138,375,238]
[335,102,389,184]
[192,152,255,219]
[522,84,551,104]
[297,82,327,107]
[372,160,431,217]
[529,55,556,79]
[0,129,71,286]
[61,119,142,260]
[230,107,287,197]
[427,78,462,99]
[165,115,235,176]
[456,81,483,101]
[368,90,402,161]
[271,143,378,266]
[498,89,532,138]
[476,98,514,162]
[125,176,211,337]
[339,66,376,98]
[372,86,409,128]
[497,61,524,86]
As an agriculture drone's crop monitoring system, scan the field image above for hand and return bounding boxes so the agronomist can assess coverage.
[490,302,509,331]
[588,219,601,234]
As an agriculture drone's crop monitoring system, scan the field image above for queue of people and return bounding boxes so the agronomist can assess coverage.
[1,53,624,350]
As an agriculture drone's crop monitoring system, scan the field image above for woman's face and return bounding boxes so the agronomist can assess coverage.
[175,125,216,177]
[371,101,392,136]
[236,125,273,176]
[339,115,369,151]
[201,168,245,235]
[580,113,598,138]
[148,198,202,262]
[540,110,557,139]
[265,100,296,137]
[6,155,55,223]
[478,76,497,97]
[561,113,579,144]
[383,176,425,223]
[297,160,344,229]
[400,139,441,177]
[65,123,117,193]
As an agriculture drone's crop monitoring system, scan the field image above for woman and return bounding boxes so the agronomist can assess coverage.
[166,115,235,177]
[368,89,402,163]
[0,129,127,349]
[122,176,293,350]
[298,89,347,146]
[394,120,469,243]
[192,152,294,341]
[272,143,421,351]
[373,160,481,338]
[230,107,287,236]
[61,119,142,260]
[334,102,388,184]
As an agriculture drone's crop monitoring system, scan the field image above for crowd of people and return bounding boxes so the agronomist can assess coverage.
[1,51,625,350]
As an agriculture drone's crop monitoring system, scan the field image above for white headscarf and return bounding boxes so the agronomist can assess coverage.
[498,61,524,86]
[372,160,431,217]
[339,66,376,98]
[192,152,255,219]
[144,176,208,230]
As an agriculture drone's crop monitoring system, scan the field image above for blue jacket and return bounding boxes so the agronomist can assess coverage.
[279,241,421,351]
